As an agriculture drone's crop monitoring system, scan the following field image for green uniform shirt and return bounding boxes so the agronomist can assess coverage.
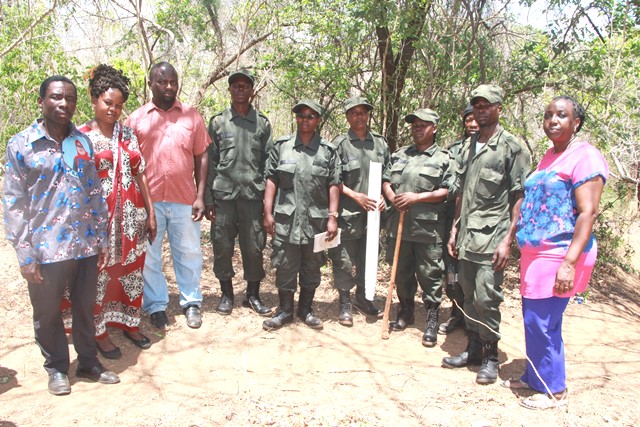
[456,126,531,264]
[266,133,341,245]
[331,129,390,240]
[383,143,455,243]
[206,105,272,204]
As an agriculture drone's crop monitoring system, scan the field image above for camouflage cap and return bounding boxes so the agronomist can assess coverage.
[292,99,324,116]
[404,108,440,125]
[343,96,373,113]
[228,69,255,86]
[470,84,504,105]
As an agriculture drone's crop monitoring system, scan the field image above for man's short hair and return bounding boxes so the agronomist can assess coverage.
[39,76,76,98]
[149,62,177,81]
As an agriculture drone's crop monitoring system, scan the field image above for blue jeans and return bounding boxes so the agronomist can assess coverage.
[142,202,203,314]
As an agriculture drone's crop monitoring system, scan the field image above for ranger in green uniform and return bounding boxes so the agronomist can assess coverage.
[443,85,531,384]
[382,109,456,347]
[262,100,340,331]
[329,96,390,327]
[439,104,478,334]
[205,69,273,317]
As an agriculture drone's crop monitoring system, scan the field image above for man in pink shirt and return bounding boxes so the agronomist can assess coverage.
[126,62,211,329]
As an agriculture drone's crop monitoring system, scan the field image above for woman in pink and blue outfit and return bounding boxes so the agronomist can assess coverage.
[508,96,608,409]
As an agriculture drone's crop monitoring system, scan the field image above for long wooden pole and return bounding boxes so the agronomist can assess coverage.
[381,211,405,340]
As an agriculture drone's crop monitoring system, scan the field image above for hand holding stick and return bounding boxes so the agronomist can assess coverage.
[381,211,405,340]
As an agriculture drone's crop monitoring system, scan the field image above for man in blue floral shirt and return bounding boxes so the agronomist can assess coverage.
[3,76,120,395]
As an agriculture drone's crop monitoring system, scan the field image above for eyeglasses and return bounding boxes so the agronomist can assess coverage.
[296,113,319,120]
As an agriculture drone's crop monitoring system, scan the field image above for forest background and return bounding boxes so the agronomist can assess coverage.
[0,0,639,265]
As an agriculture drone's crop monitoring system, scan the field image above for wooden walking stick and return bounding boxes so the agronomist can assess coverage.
[381,210,405,340]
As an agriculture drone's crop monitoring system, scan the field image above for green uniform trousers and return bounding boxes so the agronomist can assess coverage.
[458,259,504,342]
[211,198,265,282]
[271,241,325,292]
[386,239,443,304]
[328,236,366,291]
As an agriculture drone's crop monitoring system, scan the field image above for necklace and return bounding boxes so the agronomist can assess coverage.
[553,135,577,154]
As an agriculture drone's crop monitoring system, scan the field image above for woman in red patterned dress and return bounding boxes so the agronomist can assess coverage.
[62,64,157,358]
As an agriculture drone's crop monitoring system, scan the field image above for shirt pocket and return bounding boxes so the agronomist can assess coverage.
[276,162,297,189]
[311,161,330,201]
[167,123,195,154]
[389,161,407,187]
[476,167,503,199]
[273,203,295,239]
[416,165,442,192]
[218,137,236,167]
[342,158,361,189]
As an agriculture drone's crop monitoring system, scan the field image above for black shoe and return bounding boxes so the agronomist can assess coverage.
[421,303,440,347]
[476,341,500,384]
[184,305,202,329]
[297,288,323,330]
[97,341,122,360]
[216,280,234,315]
[150,311,169,330]
[76,365,120,384]
[438,310,464,335]
[242,281,272,316]
[123,331,152,349]
[48,372,71,396]
[353,285,382,318]
[337,290,353,327]
[262,290,294,331]
[442,335,483,368]
[389,298,415,331]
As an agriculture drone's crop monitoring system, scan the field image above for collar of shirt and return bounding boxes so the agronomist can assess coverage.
[407,143,438,156]
[294,133,321,152]
[25,119,81,145]
[230,105,256,123]
[470,124,504,148]
[143,99,184,114]
[347,129,374,143]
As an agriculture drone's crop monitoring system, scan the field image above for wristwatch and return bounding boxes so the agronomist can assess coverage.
[328,212,339,218]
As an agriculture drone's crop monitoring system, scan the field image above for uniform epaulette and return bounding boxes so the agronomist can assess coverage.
[370,130,386,140]
[274,134,293,144]
[330,134,349,148]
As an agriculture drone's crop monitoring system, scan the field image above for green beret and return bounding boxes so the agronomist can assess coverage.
[344,96,373,113]
[405,108,440,125]
[292,99,324,116]
[228,69,255,86]
[470,84,504,104]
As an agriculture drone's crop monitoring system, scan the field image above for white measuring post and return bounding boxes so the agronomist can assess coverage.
[364,161,382,300]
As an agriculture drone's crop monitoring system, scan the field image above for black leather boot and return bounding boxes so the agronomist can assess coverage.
[297,288,323,329]
[476,341,500,384]
[421,302,440,347]
[352,283,382,318]
[337,290,353,327]
[216,280,234,315]
[389,297,415,331]
[439,282,465,334]
[442,333,483,368]
[242,281,272,316]
[262,290,294,331]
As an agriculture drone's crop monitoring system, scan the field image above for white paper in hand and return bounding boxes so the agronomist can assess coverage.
[313,229,341,253]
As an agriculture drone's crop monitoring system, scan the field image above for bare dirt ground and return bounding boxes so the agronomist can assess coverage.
[1,205,639,427]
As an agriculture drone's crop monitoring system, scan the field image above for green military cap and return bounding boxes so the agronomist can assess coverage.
[463,103,474,118]
[343,96,373,113]
[405,108,440,125]
[470,84,504,105]
[228,69,255,86]
[292,99,324,116]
